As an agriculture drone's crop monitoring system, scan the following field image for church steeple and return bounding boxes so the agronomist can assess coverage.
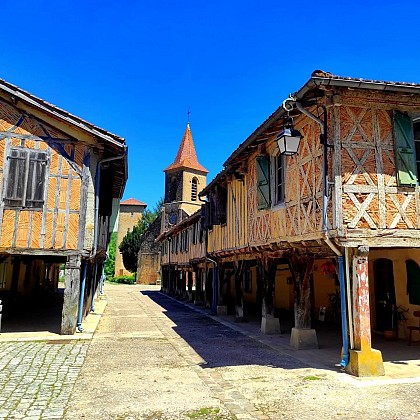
[164,123,208,174]
[162,123,208,229]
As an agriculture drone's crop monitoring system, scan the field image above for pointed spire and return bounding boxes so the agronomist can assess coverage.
[164,124,208,173]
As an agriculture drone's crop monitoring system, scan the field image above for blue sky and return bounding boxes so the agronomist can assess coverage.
[1,0,419,208]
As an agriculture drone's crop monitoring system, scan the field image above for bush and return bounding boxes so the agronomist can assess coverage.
[107,274,136,285]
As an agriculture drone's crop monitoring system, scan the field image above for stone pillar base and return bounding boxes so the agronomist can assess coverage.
[217,305,228,315]
[346,348,385,377]
[261,316,280,334]
[187,292,193,302]
[290,327,318,350]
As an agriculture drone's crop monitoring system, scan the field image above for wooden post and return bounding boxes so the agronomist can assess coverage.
[234,261,245,321]
[194,268,203,304]
[289,254,318,349]
[260,256,280,334]
[347,246,384,376]
[187,271,193,301]
[61,255,81,335]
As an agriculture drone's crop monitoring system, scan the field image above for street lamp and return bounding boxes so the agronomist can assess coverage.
[276,122,303,156]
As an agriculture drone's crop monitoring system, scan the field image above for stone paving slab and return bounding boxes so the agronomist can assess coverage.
[0,340,89,419]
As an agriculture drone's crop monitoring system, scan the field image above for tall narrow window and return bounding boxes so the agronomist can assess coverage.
[170,177,177,202]
[191,177,198,201]
[274,153,285,205]
[4,148,48,209]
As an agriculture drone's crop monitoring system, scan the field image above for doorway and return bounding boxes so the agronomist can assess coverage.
[373,258,396,332]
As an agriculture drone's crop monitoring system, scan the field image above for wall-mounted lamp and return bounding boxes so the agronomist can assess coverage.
[276,120,303,156]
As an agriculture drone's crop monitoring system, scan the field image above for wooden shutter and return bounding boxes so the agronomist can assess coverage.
[256,156,270,209]
[393,111,417,186]
[26,151,47,208]
[5,149,26,206]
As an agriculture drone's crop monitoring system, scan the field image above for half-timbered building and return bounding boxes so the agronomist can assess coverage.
[160,71,420,377]
[0,78,127,334]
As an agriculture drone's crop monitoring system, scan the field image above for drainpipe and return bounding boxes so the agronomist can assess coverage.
[324,236,349,368]
[77,260,88,332]
[207,257,218,315]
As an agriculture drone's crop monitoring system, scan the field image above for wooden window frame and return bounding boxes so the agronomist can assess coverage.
[4,147,48,209]
[272,152,286,206]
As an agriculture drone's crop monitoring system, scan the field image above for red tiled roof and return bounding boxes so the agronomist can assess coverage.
[120,198,147,206]
[164,123,208,173]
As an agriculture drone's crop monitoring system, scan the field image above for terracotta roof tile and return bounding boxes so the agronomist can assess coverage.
[120,198,147,206]
[164,123,208,173]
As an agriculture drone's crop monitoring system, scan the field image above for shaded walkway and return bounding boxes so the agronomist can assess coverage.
[152,290,420,381]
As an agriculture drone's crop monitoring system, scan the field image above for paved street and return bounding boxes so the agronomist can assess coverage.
[0,341,88,419]
[2,284,420,419]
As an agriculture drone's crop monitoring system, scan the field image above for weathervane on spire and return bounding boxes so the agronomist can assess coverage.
[187,107,191,126]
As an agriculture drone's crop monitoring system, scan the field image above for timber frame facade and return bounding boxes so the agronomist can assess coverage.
[0,78,127,334]
[158,70,420,377]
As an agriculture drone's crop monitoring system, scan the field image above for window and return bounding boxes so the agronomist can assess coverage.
[169,177,177,202]
[4,148,48,209]
[406,260,420,305]
[273,153,285,205]
[393,111,418,186]
[256,156,270,209]
[191,177,198,201]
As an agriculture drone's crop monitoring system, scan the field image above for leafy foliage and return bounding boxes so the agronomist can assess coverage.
[108,274,136,284]
[104,232,117,279]
[118,198,163,273]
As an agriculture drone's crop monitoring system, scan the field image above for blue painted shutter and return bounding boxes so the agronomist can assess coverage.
[256,156,270,209]
[393,111,417,186]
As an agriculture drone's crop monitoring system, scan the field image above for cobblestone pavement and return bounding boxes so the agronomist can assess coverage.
[0,340,88,419]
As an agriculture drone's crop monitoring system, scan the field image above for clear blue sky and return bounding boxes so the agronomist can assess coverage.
[1,0,419,208]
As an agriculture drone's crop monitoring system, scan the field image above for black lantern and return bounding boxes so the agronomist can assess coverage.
[276,124,303,156]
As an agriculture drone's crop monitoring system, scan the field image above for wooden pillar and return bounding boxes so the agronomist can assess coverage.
[347,246,384,376]
[234,261,245,321]
[194,268,203,304]
[187,271,193,301]
[289,254,318,349]
[260,256,280,334]
[216,266,228,315]
[61,255,81,335]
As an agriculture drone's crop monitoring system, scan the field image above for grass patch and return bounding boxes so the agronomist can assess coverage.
[303,375,322,381]
[185,407,221,419]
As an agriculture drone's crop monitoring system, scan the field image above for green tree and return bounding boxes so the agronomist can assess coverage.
[118,198,163,273]
[104,232,117,279]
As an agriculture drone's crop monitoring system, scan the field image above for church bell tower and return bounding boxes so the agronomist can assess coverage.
[162,122,208,230]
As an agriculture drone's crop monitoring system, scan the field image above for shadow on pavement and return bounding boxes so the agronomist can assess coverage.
[142,290,309,370]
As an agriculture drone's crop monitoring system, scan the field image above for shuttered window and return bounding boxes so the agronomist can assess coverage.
[256,156,270,209]
[4,148,48,209]
[393,111,417,186]
[191,177,197,201]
